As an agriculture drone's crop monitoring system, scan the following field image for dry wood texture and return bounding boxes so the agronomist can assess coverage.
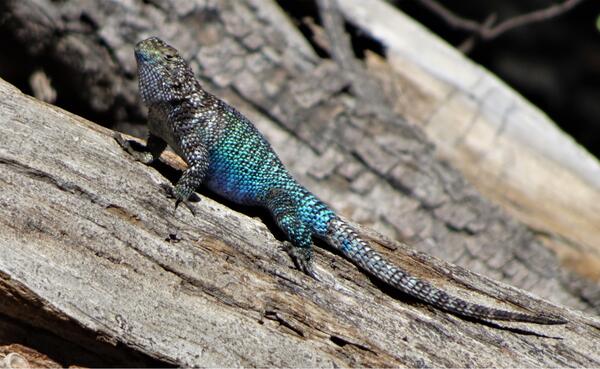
[338,0,600,291]
[0,0,599,366]
[0,76,598,368]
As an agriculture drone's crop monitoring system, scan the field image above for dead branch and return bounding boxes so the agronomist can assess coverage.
[416,0,585,52]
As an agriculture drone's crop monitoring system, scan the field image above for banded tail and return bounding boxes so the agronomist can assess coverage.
[325,217,566,324]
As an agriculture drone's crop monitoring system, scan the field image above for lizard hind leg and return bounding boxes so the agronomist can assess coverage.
[265,189,319,279]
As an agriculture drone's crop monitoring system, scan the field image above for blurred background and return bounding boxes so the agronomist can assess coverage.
[400,0,600,160]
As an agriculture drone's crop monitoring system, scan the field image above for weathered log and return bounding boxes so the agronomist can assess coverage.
[0,76,598,368]
[1,0,599,365]
[0,0,596,317]
[338,0,600,295]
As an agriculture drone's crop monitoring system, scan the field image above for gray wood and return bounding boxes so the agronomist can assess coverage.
[2,0,594,316]
[1,0,599,365]
[0,76,599,367]
[337,0,600,308]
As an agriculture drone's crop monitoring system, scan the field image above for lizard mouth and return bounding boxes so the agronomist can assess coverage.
[134,47,151,63]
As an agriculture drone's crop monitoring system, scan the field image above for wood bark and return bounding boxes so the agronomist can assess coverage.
[337,0,600,292]
[0,0,598,366]
[0,75,598,368]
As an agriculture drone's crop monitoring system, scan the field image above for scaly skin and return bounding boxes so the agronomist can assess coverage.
[116,37,565,325]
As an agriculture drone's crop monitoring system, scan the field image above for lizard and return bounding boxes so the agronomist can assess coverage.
[115,36,566,325]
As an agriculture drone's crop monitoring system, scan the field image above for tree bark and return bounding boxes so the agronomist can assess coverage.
[337,0,600,303]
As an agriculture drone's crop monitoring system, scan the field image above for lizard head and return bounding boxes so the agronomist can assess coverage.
[134,37,198,104]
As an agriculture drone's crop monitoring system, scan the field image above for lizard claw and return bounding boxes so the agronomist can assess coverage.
[281,241,321,281]
[174,198,197,216]
[114,132,155,164]
[303,264,322,281]
[161,183,197,216]
[113,132,138,155]
[113,132,127,147]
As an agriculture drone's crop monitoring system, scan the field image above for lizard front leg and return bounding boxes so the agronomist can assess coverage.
[165,144,210,215]
[114,132,167,165]
[115,130,206,215]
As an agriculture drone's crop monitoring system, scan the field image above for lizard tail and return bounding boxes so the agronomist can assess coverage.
[324,217,566,324]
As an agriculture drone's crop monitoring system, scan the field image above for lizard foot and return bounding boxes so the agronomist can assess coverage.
[160,183,197,216]
[113,132,154,164]
[281,241,321,281]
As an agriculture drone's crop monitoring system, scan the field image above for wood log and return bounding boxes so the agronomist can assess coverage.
[0,0,599,365]
[0,75,598,368]
[337,0,600,288]
[1,0,596,317]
